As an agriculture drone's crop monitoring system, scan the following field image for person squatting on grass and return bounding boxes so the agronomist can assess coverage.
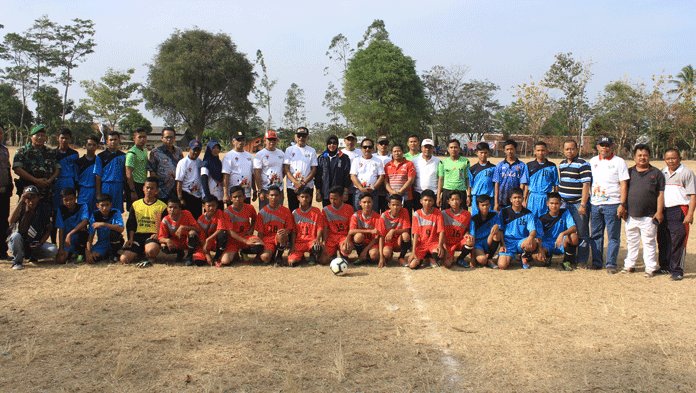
[85,193,125,264]
[224,186,264,266]
[8,185,57,270]
[320,186,354,264]
[255,186,294,266]
[533,192,579,271]
[348,192,382,265]
[158,197,205,266]
[120,177,167,268]
[377,194,411,267]
[196,195,232,267]
[409,189,446,269]
[55,187,90,264]
[442,190,475,268]
[469,194,502,269]
[288,186,326,266]
[497,187,542,270]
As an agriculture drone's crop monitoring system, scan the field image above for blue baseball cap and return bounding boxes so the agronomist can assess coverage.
[189,140,202,150]
[597,136,613,146]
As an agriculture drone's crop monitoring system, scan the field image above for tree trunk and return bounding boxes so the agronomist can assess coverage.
[61,68,71,122]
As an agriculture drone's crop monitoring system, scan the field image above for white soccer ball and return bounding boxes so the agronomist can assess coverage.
[330,257,348,275]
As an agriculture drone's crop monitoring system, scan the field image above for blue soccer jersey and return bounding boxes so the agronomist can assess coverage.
[522,160,559,193]
[469,162,496,197]
[94,150,126,183]
[88,208,124,256]
[56,203,90,252]
[499,206,541,241]
[53,148,79,209]
[492,159,528,208]
[539,209,575,243]
[76,155,97,212]
[470,210,499,242]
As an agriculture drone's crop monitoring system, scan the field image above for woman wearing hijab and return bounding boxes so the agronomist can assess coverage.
[315,135,352,207]
[200,140,224,208]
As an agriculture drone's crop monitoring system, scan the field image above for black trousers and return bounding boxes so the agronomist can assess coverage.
[182,191,203,219]
[657,206,689,275]
[126,182,145,211]
[287,188,313,212]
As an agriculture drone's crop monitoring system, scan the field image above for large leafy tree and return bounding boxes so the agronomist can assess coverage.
[422,65,469,142]
[80,68,142,133]
[342,40,428,141]
[512,78,556,142]
[26,15,56,92]
[118,110,152,136]
[543,52,592,141]
[590,80,646,155]
[283,82,306,130]
[0,83,34,144]
[253,49,276,130]
[1,33,36,129]
[669,65,695,103]
[32,85,73,131]
[52,18,96,121]
[461,79,502,142]
[143,28,256,140]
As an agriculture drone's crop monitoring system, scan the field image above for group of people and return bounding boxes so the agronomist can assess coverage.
[3,124,693,281]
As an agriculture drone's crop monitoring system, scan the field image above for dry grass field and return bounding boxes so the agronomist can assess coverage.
[1,147,695,392]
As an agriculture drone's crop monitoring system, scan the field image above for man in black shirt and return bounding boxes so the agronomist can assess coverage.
[7,186,57,270]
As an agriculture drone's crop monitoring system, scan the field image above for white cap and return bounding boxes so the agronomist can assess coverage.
[421,139,434,147]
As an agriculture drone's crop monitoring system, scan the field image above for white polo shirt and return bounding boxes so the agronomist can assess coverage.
[253,148,285,189]
[341,148,362,163]
[350,155,385,189]
[284,144,318,190]
[589,154,629,205]
[662,164,696,207]
[222,149,254,197]
[412,155,441,193]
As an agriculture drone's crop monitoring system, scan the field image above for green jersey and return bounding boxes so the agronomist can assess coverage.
[404,152,420,161]
[438,156,470,190]
[125,146,148,184]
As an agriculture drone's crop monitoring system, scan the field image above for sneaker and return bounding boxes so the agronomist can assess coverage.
[543,254,552,267]
[75,254,85,264]
[26,257,38,266]
[109,255,120,264]
[562,262,573,271]
[656,269,671,275]
[607,267,617,274]
[488,260,499,269]
[136,260,152,268]
[521,256,531,269]
[397,257,407,267]
[215,261,222,268]
[456,259,470,268]
[241,253,252,263]
[353,258,365,266]
[669,274,683,281]
[274,256,287,267]
[308,254,317,265]
[185,255,195,267]
[429,258,440,268]
[12,263,24,270]
[589,264,602,270]
[644,271,654,278]
[621,267,635,274]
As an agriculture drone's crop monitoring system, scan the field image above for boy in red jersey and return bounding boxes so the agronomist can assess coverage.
[158,198,205,266]
[377,194,411,267]
[196,195,232,266]
[348,192,382,265]
[255,186,294,266]
[442,190,475,268]
[321,186,354,264]
[288,186,326,266]
[224,186,263,265]
[410,189,446,269]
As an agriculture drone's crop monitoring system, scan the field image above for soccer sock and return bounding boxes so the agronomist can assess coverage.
[243,244,264,255]
[458,246,471,260]
[354,242,364,256]
[487,241,500,259]
[275,243,286,260]
[563,244,577,263]
[521,250,533,261]
[399,240,410,258]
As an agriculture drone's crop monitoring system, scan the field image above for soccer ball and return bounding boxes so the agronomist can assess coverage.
[330,257,348,275]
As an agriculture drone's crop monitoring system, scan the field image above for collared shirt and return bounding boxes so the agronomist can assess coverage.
[385,159,416,200]
[350,156,385,189]
[558,156,592,203]
[403,152,420,161]
[222,149,254,197]
[412,155,441,193]
[253,148,285,189]
[662,164,696,208]
[13,144,60,200]
[148,145,184,198]
[438,156,470,191]
[627,165,665,217]
[492,159,527,207]
[0,143,11,189]
[589,154,629,205]
[125,146,148,184]
[522,160,558,194]
[284,144,318,190]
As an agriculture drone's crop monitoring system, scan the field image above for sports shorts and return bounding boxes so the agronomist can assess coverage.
[446,238,468,258]
[500,238,528,257]
[414,241,440,259]
[288,240,317,261]
[125,233,159,256]
[474,238,490,253]
[542,237,565,255]
[326,235,349,257]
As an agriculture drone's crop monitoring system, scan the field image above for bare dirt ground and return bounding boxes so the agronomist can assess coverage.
[1,147,695,392]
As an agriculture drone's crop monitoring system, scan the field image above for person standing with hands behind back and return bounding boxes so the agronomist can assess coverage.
[350,139,385,212]
[125,127,149,210]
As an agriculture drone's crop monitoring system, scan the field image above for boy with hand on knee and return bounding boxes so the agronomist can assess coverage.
[469,194,502,268]
[498,187,542,270]
[159,198,205,266]
[377,194,411,267]
[255,186,295,266]
[533,192,579,271]
[56,188,90,264]
[86,193,125,264]
[348,192,382,265]
[288,186,326,266]
[409,189,446,269]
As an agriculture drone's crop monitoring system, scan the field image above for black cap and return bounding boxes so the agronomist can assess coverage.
[233,131,246,141]
[296,127,309,136]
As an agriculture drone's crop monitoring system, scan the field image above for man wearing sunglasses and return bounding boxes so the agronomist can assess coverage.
[222,131,256,205]
[284,127,318,212]
[350,139,385,212]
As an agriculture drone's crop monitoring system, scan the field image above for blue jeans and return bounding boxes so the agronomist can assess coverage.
[589,203,621,268]
[8,232,58,264]
[564,201,591,264]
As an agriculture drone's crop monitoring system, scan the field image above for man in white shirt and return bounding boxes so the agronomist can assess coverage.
[657,148,696,281]
[411,139,441,211]
[175,140,204,219]
[588,136,629,274]
[374,135,392,213]
[341,132,361,211]
[350,138,385,212]
[222,131,255,205]
[284,127,318,212]
[253,130,285,210]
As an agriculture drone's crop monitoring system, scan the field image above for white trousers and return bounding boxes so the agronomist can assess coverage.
[623,216,658,273]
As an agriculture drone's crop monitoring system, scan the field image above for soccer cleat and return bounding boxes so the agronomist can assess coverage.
[274,255,287,267]
[75,254,85,264]
[607,267,617,274]
[669,274,683,281]
[353,258,365,266]
[308,254,317,265]
[185,255,195,266]
[521,256,531,269]
[215,261,222,268]
[488,260,499,269]
[561,262,573,271]
[457,259,470,268]
[543,254,553,267]
[657,269,670,275]
[176,251,185,263]
[12,263,24,270]
[27,257,38,266]
[136,260,152,268]
[397,257,407,267]
[241,253,252,263]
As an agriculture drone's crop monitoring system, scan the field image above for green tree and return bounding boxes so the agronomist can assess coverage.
[512,78,556,142]
[26,15,56,92]
[543,52,592,141]
[422,65,469,142]
[323,81,345,134]
[590,80,647,155]
[493,103,525,140]
[68,104,95,145]
[1,32,36,128]
[80,68,142,133]
[143,28,256,140]
[669,65,695,103]
[32,85,73,130]
[357,19,389,49]
[0,83,34,144]
[118,110,152,136]
[52,18,96,121]
[254,49,277,130]
[461,79,502,142]
[283,83,306,129]
[342,40,428,141]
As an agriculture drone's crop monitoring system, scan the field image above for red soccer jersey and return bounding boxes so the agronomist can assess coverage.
[292,206,326,243]
[323,203,354,241]
[159,210,200,244]
[377,208,411,237]
[384,159,416,200]
[225,204,257,237]
[349,210,381,243]
[255,204,295,242]
[197,209,231,238]
[412,208,445,245]
[442,208,472,246]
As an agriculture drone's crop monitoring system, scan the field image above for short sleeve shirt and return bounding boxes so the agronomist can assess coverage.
[159,210,199,243]
[662,165,696,208]
[148,145,184,198]
[589,155,630,205]
[225,203,257,236]
[522,160,558,194]
[350,156,385,189]
[499,206,541,241]
[558,156,592,203]
[492,159,527,207]
[442,208,472,246]
[196,209,231,238]
[175,156,203,198]
[626,165,665,217]
[284,145,318,190]
[438,156,470,191]
[323,203,354,241]
[412,155,441,193]
[292,206,326,243]
[384,159,416,200]
[412,208,445,245]
[253,148,285,189]
[377,208,411,237]
[349,210,381,243]
[469,162,496,197]
[125,146,148,184]
[255,204,294,242]
[222,150,254,197]
[539,209,575,243]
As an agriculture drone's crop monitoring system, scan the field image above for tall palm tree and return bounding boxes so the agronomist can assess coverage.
[669,65,695,103]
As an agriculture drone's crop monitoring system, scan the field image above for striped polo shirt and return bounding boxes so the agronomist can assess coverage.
[558,156,592,203]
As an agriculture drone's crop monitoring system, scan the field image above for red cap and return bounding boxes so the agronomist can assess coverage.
[265,130,278,139]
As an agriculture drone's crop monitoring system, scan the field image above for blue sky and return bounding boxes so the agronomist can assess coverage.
[3,0,694,128]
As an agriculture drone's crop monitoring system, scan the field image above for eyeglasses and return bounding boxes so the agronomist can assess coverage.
[378,141,389,146]
[297,134,308,138]
[362,145,374,149]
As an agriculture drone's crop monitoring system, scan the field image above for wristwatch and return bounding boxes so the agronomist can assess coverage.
[619,202,627,208]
